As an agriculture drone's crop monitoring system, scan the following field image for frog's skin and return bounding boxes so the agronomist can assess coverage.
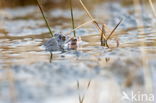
[44,34,67,52]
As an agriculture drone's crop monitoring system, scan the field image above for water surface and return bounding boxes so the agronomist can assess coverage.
[0,1,156,103]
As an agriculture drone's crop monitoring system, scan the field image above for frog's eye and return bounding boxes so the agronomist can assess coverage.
[73,39,77,41]
[62,36,66,41]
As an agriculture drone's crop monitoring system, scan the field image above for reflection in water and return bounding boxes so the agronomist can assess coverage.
[105,58,110,63]
[49,52,53,63]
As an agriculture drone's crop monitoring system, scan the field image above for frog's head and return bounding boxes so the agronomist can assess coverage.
[54,33,66,42]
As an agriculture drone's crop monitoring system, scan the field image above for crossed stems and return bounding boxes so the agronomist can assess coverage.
[79,0,123,48]
[36,0,123,48]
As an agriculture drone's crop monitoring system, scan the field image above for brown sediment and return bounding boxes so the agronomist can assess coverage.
[0,0,66,8]
[0,0,35,8]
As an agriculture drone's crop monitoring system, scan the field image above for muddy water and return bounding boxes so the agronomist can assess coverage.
[0,2,156,103]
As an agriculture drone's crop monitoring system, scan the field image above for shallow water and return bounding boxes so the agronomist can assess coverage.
[0,1,156,103]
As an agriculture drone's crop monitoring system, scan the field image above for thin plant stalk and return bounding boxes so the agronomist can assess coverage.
[77,80,82,103]
[80,80,92,103]
[101,19,122,48]
[67,19,95,35]
[87,80,91,90]
[77,80,80,89]
[76,80,91,103]
[133,0,153,93]
[102,24,107,37]
[49,52,53,63]
[79,0,106,39]
[69,0,76,37]
[100,25,104,45]
[79,0,101,30]
[35,0,53,37]
[79,0,94,20]
[103,24,111,33]
[148,0,156,18]
[101,24,109,47]
[106,19,123,40]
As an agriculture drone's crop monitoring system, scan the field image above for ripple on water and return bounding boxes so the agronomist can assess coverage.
[0,2,156,103]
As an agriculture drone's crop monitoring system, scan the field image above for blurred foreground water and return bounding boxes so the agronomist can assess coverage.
[0,1,156,103]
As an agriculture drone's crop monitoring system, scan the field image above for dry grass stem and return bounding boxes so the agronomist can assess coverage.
[100,25,105,46]
[100,19,122,48]
[79,0,107,40]
[67,19,96,35]
[106,19,123,40]
[69,0,76,37]
[148,0,156,18]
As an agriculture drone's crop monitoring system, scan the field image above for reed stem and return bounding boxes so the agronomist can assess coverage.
[69,0,76,37]
[50,52,53,63]
[148,0,156,18]
[100,25,104,45]
[79,0,108,41]
[35,0,53,37]
[106,19,123,40]
[66,19,95,35]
